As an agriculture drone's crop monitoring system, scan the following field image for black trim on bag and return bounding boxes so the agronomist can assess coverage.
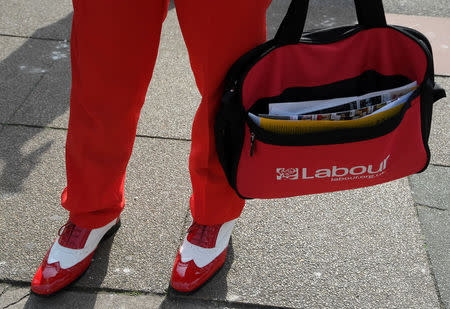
[392,26,436,172]
[215,94,246,197]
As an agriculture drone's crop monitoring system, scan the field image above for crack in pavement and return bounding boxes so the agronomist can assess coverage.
[0,123,192,142]
[2,292,29,309]
[0,286,9,298]
[413,205,447,309]
[416,203,448,211]
[0,33,68,43]
[430,163,450,168]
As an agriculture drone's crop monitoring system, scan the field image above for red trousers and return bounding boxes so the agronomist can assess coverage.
[62,0,271,228]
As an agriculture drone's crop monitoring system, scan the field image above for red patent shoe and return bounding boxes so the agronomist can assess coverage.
[170,219,236,292]
[31,217,120,295]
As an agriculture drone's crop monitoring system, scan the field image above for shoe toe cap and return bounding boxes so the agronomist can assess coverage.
[170,249,227,293]
[31,252,94,295]
[31,262,62,295]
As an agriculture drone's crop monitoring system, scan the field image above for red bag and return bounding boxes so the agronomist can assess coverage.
[215,0,446,199]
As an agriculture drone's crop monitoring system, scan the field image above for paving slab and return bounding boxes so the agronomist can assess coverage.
[8,8,199,140]
[0,284,30,309]
[0,285,259,309]
[9,41,71,129]
[0,125,190,294]
[0,0,72,40]
[416,206,450,309]
[386,14,450,76]
[2,2,199,140]
[409,165,450,210]
[0,36,58,123]
[136,8,199,140]
[179,180,439,308]
[0,285,164,309]
[383,0,450,18]
[429,77,450,166]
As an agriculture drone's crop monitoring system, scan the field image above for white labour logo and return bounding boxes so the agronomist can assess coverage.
[276,168,299,180]
[276,155,390,180]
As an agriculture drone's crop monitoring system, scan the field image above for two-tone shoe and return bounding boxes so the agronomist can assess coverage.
[31,217,120,295]
[170,219,236,292]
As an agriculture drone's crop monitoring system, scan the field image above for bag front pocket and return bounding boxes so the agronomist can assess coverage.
[235,96,427,199]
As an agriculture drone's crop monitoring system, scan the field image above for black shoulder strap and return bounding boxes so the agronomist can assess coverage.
[274,0,309,45]
[354,0,387,28]
[275,0,387,44]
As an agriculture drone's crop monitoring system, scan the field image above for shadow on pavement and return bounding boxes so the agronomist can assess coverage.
[0,13,72,195]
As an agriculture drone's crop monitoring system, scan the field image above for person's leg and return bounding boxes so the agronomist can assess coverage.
[32,0,170,295]
[176,0,271,225]
[171,0,271,292]
[62,0,170,229]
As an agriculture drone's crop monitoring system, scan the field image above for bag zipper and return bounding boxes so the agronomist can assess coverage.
[250,132,256,156]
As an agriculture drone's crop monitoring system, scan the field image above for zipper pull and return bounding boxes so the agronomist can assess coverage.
[250,132,256,157]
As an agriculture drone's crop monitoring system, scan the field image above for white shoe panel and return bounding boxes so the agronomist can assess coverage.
[47,218,118,269]
[180,219,236,268]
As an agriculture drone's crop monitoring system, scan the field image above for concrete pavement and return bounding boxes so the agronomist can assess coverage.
[0,0,449,308]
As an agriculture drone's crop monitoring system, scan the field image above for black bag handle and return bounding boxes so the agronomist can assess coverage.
[275,0,387,44]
